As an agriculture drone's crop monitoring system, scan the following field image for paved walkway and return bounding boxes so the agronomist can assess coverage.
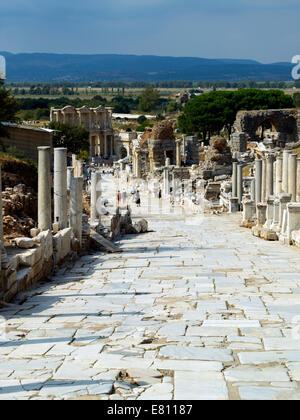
[1,177,300,399]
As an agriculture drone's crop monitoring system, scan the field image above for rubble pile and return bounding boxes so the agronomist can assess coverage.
[2,184,37,243]
[198,136,232,179]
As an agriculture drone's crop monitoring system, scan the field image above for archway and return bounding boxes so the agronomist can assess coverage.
[120,147,128,159]
[256,119,277,141]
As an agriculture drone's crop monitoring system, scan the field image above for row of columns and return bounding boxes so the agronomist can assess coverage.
[239,151,300,244]
[254,152,300,205]
[37,146,84,246]
[90,133,114,159]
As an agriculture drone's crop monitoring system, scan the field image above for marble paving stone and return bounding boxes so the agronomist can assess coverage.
[137,383,173,400]
[174,371,228,400]
[238,351,300,365]
[159,345,233,362]
[286,362,300,381]
[238,386,299,400]
[263,338,300,351]
[224,365,290,382]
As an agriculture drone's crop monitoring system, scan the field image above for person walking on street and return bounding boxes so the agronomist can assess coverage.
[136,190,141,207]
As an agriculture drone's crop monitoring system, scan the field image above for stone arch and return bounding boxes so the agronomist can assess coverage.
[119,146,128,159]
[233,109,299,145]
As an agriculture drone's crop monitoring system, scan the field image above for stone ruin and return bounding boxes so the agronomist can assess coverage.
[198,136,232,180]
[231,109,300,151]
[146,121,176,170]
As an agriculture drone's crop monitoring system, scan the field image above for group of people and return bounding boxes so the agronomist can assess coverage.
[116,187,141,207]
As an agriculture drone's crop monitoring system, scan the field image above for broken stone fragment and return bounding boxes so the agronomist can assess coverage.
[52,223,60,234]
[133,219,148,234]
[14,237,35,249]
[30,228,40,238]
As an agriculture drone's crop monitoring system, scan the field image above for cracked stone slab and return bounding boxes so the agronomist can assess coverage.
[159,345,233,362]
[174,371,228,400]
[224,365,290,382]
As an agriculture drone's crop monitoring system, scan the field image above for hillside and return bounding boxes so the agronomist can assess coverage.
[0,52,293,82]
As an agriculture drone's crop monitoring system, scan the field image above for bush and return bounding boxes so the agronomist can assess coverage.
[3,146,37,170]
[76,150,89,162]
[137,115,147,124]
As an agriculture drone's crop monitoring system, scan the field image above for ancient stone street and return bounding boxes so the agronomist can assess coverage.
[1,177,300,400]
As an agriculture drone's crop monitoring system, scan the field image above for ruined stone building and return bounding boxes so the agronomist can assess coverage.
[231,108,300,151]
[0,123,54,162]
[50,105,114,159]
[114,131,137,160]
[146,121,176,171]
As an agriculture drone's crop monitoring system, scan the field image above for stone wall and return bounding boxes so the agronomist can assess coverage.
[2,230,53,302]
[0,228,74,303]
[233,109,299,145]
[0,124,53,162]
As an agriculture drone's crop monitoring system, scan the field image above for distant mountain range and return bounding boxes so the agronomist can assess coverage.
[0,52,294,82]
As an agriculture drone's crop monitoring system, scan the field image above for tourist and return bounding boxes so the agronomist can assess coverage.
[117,190,121,206]
[135,190,141,207]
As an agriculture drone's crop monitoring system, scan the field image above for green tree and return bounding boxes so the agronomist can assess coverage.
[0,81,20,137]
[167,101,182,113]
[137,115,147,124]
[138,87,160,112]
[178,89,294,140]
[48,121,89,154]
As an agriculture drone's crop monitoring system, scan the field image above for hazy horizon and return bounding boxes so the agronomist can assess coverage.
[0,51,292,66]
[1,1,300,64]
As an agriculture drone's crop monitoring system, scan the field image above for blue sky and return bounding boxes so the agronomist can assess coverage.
[0,0,299,63]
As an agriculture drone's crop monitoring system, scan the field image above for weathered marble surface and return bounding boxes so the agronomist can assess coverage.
[1,175,300,400]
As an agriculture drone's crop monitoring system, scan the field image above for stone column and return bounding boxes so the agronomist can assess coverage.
[288,154,297,202]
[250,179,255,202]
[282,150,292,193]
[241,200,256,225]
[172,172,176,199]
[70,177,83,246]
[297,158,300,202]
[275,157,283,196]
[176,140,181,167]
[54,148,67,229]
[271,198,280,232]
[257,203,267,226]
[135,149,141,178]
[67,167,74,192]
[266,154,275,199]
[232,162,237,198]
[110,136,114,157]
[90,136,95,158]
[229,198,239,213]
[77,160,83,177]
[265,195,275,229]
[104,133,108,157]
[279,193,292,229]
[237,164,243,205]
[261,158,266,203]
[90,171,102,225]
[255,159,262,204]
[286,203,300,244]
[38,146,52,232]
[163,167,170,198]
